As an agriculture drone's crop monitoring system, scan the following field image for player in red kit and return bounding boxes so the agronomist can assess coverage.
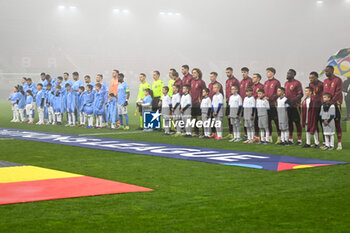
[239,67,253,99]
[302,86,320,148]
[323,65,343,150]
[252,73,264,139]
[284,69,303,145]
[309,72,323,104]
[181,65,193,86]
[191,68,206,136]
[223,67,240,140]
[308,71,323,143]
[252,73,264,99]
[208,72,223,99]
[173,71,183,95]
[264,67,281,143]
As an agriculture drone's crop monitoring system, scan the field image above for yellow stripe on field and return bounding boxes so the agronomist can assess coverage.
[0,166,82,183]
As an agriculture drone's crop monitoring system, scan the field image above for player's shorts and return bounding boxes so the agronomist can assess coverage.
[225,102,230,116]
[244,118,254,128]
[152,97,161,112]
[288,107,301,123]
[162,107,171,120]
[230,117,241,127]
[279,122,289,131]
[191,104,201,117]
[118,104,127,115]
[268,106,278,121]
[258,115,268,129]
[335,104,341,122]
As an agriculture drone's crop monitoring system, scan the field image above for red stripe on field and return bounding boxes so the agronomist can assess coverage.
[0,176,153,205]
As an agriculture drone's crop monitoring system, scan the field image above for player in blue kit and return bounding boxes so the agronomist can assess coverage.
[106,93,117,129]
[53,85,64,125]
[93,83,105,128]
[45,83,56,125]
[64,83,77,126]
[117,73,130,130]
[77,86,86,126]
[83,84,95,128]
[35,83,45,125]
[25,90,35,124]
[8,87,19,122]
[15,85,26,122]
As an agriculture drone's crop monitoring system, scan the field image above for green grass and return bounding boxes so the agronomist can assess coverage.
[0,101,349,233]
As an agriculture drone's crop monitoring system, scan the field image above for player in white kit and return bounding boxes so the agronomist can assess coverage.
[212,83,224,140]
[161,86,172,135]
[228,85,242,142]
[243,87,256,143]
[277,87,290,145]
[200,88,212,138]
[256,89,270,144]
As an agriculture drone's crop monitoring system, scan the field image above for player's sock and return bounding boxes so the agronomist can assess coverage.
[260,130,265,142]
[68,113,72,125]
[330,135,334,148]
[266,129,270,142]
[285,131,289,142]
[19,109,24,122]
[314,130,319,145]
[124,114,129,126]
[99,115,103,127]
[306,132,311,145]
[71,112,75,125]
[119,115,123,126]
[325,136,330,147]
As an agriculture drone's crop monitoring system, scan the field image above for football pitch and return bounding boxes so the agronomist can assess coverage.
[0,101,349,233]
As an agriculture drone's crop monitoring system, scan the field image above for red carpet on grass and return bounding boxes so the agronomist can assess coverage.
[0,176,153,205]
[0,161,153,205]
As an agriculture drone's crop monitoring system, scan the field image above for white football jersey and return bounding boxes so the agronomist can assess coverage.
[277,96,289,124]
[229,94,242,108]
[256,98,270,117]
[200,96,212,109]
[212,93,224,116]
[162,94,172,108]
[172,93,181,107]
[243,96,256,119]
[180,93,192,108]
[243,96,256,108]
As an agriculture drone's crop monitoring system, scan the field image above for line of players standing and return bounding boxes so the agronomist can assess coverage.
[138,65,344,150]
[8,70,131,129]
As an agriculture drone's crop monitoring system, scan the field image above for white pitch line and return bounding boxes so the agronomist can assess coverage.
[78,131,146,136]
[0,138,14,141]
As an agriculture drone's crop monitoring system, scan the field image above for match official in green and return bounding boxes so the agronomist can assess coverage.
[136,73,151,129]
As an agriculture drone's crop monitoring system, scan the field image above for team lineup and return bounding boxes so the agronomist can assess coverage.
[7,65,344,151]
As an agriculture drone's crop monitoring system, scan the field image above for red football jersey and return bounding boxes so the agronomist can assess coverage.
[264,78,281,106]
[208,81,224,100]
[191,78,206,105]
[323,75,343,105]
[239,77,253,99]
[225,76,239,102]
[284,78,303,107]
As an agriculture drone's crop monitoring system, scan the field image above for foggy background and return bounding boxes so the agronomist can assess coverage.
[0,0,349,99]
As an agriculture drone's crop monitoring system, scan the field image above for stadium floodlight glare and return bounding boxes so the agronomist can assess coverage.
[316,0,324,5]
[58,5,65,10]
